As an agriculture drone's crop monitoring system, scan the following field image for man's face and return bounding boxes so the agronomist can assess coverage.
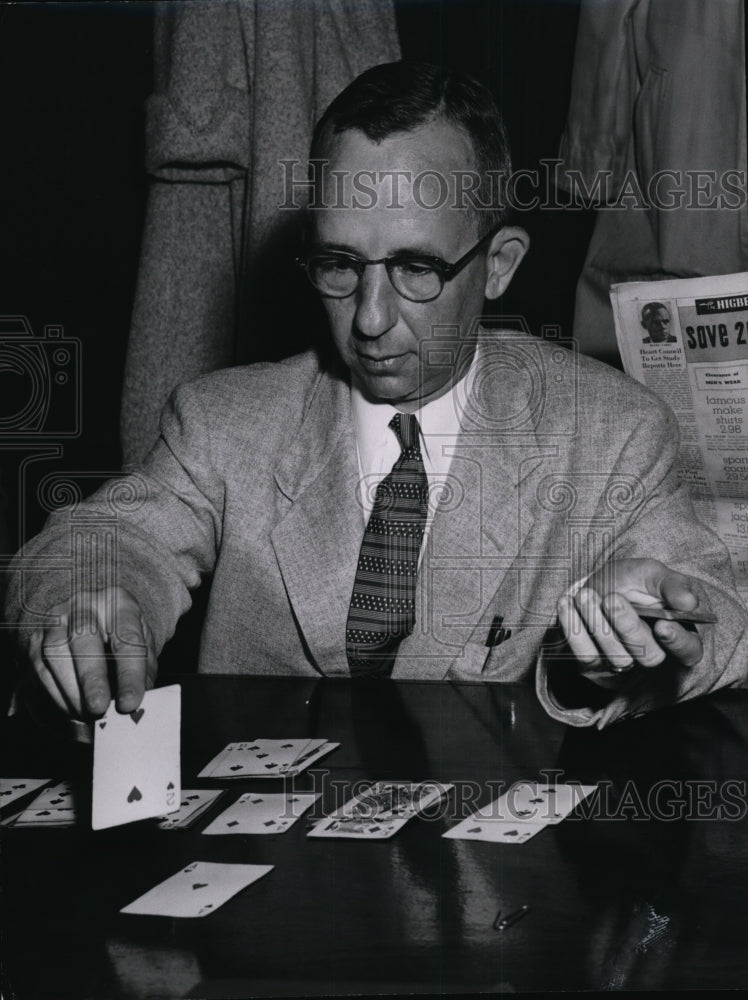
[311,120,491,409]
[643,307,671,341]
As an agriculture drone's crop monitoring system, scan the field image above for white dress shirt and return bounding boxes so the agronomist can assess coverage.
[350,345,481,537]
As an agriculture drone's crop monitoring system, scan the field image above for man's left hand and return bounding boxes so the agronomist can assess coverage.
[557,558,705,674]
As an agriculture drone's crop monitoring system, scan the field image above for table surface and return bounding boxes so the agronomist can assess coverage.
[2,675,748,999]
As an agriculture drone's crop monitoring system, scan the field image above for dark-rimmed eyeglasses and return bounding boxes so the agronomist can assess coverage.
[296,226,500,303]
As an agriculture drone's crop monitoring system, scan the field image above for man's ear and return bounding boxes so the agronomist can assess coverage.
[484,226,530,300]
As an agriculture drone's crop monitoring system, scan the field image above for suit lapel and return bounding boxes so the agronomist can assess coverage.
[393,437,547,679]
[393,334,552,680]
[270,334,556,680]
[271,369,362,675]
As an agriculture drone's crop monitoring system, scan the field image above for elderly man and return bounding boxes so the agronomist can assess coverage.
[6,62,747,728]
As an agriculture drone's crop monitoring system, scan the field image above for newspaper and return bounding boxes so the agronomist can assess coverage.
[610,272,748,602]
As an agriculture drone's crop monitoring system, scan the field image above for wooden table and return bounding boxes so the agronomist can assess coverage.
[2,675,748,998]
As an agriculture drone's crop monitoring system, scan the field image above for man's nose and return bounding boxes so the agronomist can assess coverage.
[353,264,397,339]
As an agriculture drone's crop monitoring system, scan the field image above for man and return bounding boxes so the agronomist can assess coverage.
[641,302,676,344]
[5,62,747,728]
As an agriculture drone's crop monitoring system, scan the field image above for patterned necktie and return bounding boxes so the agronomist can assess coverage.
[346,412,429,676]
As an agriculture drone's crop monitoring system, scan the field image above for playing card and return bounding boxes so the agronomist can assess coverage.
[202,791,320,835]
[12,807,78,828]
[309,781,453,840]
[475,783,598,825]
[120,861,273,918]
[92,685,181,830]
[198,739,338,779]
[442,817,546,844]
[198,739,319,777]
[287,740,339,775]
[2,781,79,828]
[329,780,452,820]
[308,813,406,839]
[156,790,224,831]
[0,778,51,809]
[26,780,76,810]
[241,739,326,771]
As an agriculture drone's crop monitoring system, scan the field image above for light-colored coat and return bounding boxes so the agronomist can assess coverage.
[8,331,748,726]
[122,0,400,464]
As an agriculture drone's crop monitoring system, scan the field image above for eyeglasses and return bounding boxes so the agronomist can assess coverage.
[296,226,500,303]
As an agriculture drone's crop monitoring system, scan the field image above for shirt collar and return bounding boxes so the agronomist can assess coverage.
[351,342,481,471]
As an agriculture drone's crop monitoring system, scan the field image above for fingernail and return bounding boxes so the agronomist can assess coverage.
[656,624,675,641]
[610,659,634,673]
[90,694,110,716]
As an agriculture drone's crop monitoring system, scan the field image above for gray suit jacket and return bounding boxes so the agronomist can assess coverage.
[8,331,748,726]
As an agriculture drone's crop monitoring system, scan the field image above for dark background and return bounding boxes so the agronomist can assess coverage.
[1,0,593,671]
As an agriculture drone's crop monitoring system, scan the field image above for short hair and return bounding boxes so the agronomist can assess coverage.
[309,60,512,234]
[641,302,671,323]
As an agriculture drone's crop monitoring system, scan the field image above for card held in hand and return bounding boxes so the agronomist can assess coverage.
[92,685,181,830]
[120,861,273,917]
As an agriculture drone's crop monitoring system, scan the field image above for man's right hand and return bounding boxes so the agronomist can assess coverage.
[26,587,157,718]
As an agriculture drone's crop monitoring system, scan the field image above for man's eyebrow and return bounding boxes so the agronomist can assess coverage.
[311,241,444,259]
[388,244,444,258]
[311,241,360,255]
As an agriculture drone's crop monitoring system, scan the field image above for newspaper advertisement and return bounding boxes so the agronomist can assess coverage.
[610,272,748,603]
